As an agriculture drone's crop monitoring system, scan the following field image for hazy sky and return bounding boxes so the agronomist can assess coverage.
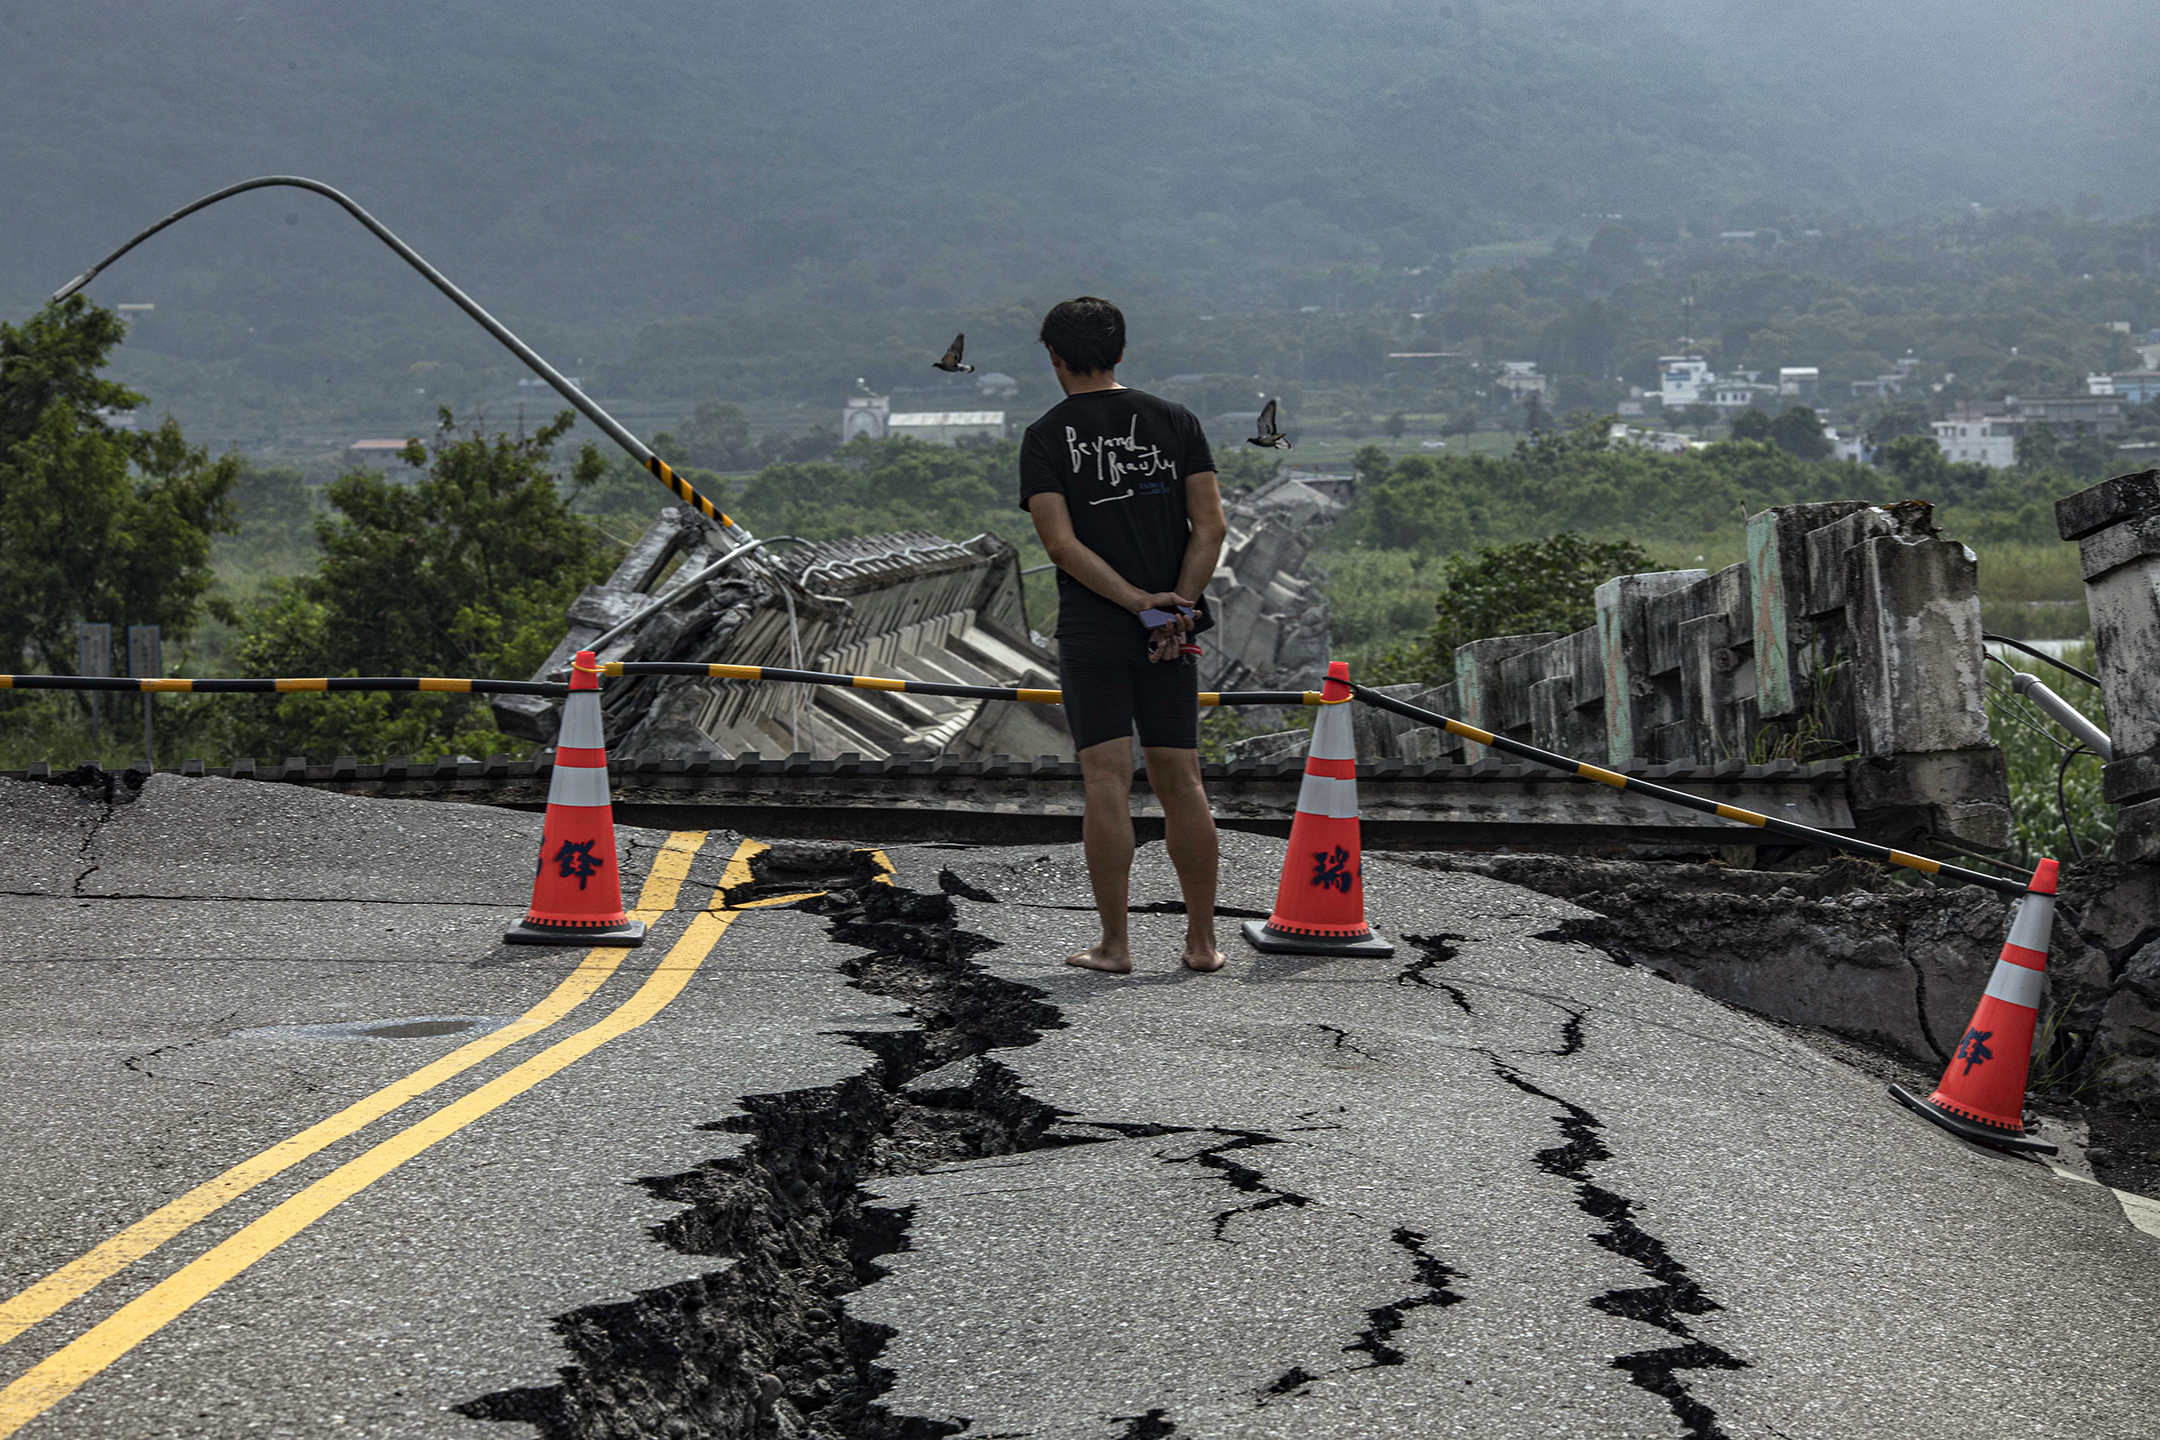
[3,0,2154,326]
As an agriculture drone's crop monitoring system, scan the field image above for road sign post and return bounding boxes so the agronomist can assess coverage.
[128,625,161,768]
[77,623,112,748]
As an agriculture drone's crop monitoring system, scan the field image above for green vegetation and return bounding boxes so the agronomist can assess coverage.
[1318,416,2100,677]
[210,412,620,761]
[1342,534,1656,687]
[1989,646,2112,867]
[0,300,237,675]
[0,302,626,767]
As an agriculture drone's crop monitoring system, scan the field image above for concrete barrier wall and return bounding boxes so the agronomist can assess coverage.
[2059,470,2160,863]
[1349,499,2012,852]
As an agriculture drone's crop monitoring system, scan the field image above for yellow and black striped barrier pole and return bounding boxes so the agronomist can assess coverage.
[1,675,568,697]
[1347,681,2026,897]
[604,660,1324,708]
[53,176,747,540]
[7,668,2009,892]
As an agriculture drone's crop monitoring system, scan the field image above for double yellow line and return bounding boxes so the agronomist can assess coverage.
[0,831,773,1437]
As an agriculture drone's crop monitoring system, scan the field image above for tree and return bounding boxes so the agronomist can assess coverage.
[1340,410,1367,440]
[1766,406,1833,461]
[1214,445,1281,492]
[1879,434,1951,488]
[672,401,755,469]
[1367,531,1656,684]
[2015,420,2061,474]
[219,462,317,572]
[0,298,139,452]
[1429,533,1655,656]
[1385,412,1408,440]
[1351,444,1393,484]
[1864,403,1934,448]
[223,409,619,758]
[736,434,1010,542]
[1730,410,1774,443]
[1522,393,1549,433]
[0,299,237,673]
[652,404,836,479]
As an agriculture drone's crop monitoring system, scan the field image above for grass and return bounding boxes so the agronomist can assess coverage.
[1985,641,2112,867]
[1971,540,2089,639]
[0,691,229,772]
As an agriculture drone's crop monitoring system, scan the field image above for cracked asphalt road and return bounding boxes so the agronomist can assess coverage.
[2,774,2157,1440]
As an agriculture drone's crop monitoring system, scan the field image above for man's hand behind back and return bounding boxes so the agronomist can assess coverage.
[1136,591,1196,663]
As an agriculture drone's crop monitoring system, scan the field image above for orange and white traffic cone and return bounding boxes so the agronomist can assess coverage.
[1888,858,2059,1154]
[504,649,646,948]
[1241,660,1395,959]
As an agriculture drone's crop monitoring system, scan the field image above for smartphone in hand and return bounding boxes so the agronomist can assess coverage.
[1138,604,1193,629]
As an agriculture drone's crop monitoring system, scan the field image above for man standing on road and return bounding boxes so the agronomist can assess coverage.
[1021,296,1229,974]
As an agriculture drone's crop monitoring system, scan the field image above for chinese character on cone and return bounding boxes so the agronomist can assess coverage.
[1888,859,2059,1154]
[504,649,646,947]
[1242,661,1395,959]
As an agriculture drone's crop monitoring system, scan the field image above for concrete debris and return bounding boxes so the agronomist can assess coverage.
[1201,497,1332,702]
[498,493,1335,762]
[1229,465,1354,530]
[494,510,1069,762]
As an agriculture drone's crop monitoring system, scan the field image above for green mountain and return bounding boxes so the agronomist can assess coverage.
[3,0,2156,436]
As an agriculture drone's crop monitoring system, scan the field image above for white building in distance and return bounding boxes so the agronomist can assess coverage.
[347,438,417,469]
[1660,356,1711,407]
[842,397,1006,445]
[887,411,1007,444]
[1495,361,1548,400]
[842,394,891,442]
[1931,414,2018,469]
[1711,376,1777,413]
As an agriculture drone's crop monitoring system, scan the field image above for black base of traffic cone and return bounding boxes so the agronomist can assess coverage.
[1887,1083,2057,1155]
[503,916,647,948]
[1241,918,1395,959]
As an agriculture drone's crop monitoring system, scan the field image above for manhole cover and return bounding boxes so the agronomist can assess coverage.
[233,1015,513,1041]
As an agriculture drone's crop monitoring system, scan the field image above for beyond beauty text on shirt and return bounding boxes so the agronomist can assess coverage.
[1018,388,1215,639]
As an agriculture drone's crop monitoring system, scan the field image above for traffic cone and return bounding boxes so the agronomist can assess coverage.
[504,649,646,947]
[1888,859,2059,1154]
[1241,661,1395,959]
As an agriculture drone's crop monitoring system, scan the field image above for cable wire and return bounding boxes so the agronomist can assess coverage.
[1982,633,2100,688]
[2058,744,2089,863]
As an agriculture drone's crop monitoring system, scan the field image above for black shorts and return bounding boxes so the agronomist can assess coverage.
[1057,628,1200,753]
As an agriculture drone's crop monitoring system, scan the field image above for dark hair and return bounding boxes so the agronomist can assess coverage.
[1039,296,1126,375]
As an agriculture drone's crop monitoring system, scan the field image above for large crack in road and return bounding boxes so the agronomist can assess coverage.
[459,846,1503,1439]
[1486,1052,1748,1440]
[240,823,1751,1438]
[460,846,1081,1439]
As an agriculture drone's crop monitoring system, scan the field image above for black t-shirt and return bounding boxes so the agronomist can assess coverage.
[1017,387,1216,639]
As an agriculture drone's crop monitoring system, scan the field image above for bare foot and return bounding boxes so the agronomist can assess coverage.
[1066,942,1133,974]
[1182,938,1225,972]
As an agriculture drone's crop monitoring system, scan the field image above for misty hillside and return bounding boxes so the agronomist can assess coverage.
[6,0,2157,328]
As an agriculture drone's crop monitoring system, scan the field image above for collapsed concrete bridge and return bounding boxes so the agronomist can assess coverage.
[490,485,1329,765]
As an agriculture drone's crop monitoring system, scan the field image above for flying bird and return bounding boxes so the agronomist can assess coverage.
[1248,398,1292,449]
[932,333,974,373]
